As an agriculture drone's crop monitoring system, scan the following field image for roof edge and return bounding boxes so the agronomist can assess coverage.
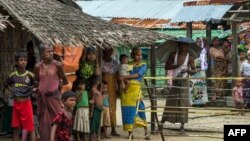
[0,1,46,43]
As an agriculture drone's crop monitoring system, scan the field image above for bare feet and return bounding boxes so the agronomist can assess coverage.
[101,133,112,139]
[145,134,150,140]
[104,135,112,139]
[180,123,186,134]
[128,134,134,139]
[111,130,120,136]
[180,128,186,134]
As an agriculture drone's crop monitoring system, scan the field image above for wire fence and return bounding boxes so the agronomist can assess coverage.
[137,76,250,141]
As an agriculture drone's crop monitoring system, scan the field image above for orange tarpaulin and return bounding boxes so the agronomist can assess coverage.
[54,45,84,93]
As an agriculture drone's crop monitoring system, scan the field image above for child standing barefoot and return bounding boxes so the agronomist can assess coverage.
[100,81,111,139]
[50,91,76,141]
[232,80,245,115]
[89,75,103,141]
[72,79,90,141]
[4,51,36,141]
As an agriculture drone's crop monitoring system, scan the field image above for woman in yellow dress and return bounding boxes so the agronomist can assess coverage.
[120,47,150,140]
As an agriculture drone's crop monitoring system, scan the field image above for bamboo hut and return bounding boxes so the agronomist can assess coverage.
[0,0,173,91]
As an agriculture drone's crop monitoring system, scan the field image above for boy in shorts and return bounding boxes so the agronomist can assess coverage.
[4,51,36,141]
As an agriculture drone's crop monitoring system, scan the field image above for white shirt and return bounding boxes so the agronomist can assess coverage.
[119,64,133,76]
[172,52,189,78]
[101,59,119,74]
[241,61,250,76]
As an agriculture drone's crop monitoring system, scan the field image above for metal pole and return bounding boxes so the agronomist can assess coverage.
[231,22,238,79]
[206,22,212,101]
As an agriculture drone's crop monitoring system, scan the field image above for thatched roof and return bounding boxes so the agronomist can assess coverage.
[57,0,82,10]
[0,0,174,48]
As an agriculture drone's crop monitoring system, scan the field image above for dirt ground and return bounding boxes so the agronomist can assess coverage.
[1,99,249,141]
[0,128,224,141]
[0,129,224,141]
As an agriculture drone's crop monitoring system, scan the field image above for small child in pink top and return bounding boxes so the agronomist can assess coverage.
[232,80,245,115]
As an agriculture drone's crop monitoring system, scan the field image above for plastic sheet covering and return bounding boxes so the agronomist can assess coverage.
[54,45,84,93]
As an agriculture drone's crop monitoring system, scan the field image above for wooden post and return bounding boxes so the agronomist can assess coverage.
[229,5,242,77]
[231,22,238,78]
[206,22,211,77]
[206,22,212,46]
[186,22,192,38]
[206,22,212,101]
[98,47,103,80]
[150,45,156,134]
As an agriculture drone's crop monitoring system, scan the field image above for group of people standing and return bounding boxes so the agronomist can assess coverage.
[3,32,250,140]
[161,33,250,132]
[209,33,250,110]
[4,44,68,141]
[3,43,150,141]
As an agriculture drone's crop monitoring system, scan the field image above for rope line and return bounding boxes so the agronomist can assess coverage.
[144,76,250,80]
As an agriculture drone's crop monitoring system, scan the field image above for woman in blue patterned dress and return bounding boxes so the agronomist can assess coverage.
[120,47,150,140]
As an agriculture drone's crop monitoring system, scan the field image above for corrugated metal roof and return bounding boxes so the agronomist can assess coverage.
[184,0,249,6]
[111,18,207,29]
[171,5,233,23]
[156,29,231,39]
[75,0,184,20]
[111,18,171,29]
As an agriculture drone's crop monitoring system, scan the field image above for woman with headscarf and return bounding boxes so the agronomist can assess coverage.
[189,37,208,105]
[120,47,150,140]
[209,37,228,101]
